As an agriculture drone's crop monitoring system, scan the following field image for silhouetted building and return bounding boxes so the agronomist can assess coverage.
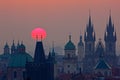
[26,41,54,80]
[63,34,78,74]
[83,14,96,73]
[77,35,84,72]
[94,40,112,79]
[7,42,33,80]
[104,13,117,67]
[0,43,10,80]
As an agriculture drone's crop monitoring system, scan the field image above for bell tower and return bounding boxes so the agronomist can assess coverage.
[83,12,96,73]
[104,12,117,66]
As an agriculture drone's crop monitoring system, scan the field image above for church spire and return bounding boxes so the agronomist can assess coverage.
[51,41,55,57]
[4,42,10,54]
[104,11,116,42]
[109,10,112,26]
[69,34,71,41]
[78,35,84,46]
[88,10,92,26]
[34,41,46,63]
[11,40,16,54]
[84,11,95,42]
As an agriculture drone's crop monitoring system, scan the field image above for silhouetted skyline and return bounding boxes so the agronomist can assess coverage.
[0,0,120,56]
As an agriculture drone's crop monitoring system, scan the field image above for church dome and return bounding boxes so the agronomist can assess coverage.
[64,35,76,50]
[8,52,33,68]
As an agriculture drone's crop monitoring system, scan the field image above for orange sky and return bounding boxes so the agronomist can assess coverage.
[0,0,120,55]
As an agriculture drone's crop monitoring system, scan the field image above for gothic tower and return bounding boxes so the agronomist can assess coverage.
[78,35,84,61]
[104,12,117,66]
[26,40,54,80]
[84,14,96,55]
[83,13,96,73]
[77,35,84,71]
[63,34,77,74]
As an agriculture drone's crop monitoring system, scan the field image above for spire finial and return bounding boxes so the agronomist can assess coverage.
[69,33,71,41]
[109,9,111,17]
[41,35,43,41]
[21,41,23,44]
[36,35,38,41]
[109,9,112,25]
[52,41,55,53]
[13,40,14,44]
[88,9,92,25]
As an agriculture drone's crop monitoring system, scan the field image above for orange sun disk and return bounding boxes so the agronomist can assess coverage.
[31,28,47,41]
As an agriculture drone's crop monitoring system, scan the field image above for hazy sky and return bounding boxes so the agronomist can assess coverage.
[0,0,120,56]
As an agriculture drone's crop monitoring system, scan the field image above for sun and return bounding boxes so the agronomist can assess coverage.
[31,28,47,41]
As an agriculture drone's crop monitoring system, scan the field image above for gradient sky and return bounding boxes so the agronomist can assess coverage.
[0,0,120,56]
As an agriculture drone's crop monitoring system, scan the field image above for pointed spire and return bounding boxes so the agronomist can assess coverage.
[4,42,10,54]
[78,35,84,46]
[12,40,15,45]
[40,35,43,41]
[34,41,46,63]
[52,41,55,54]
[69,34,71,41]
[80,35,82,41]
[108,10,112,26]
[21,41,23,44]
[11,40,16,54]
[4,42,9,50]
[88,10,92,26]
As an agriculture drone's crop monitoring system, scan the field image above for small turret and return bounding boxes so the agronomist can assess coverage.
[19,41,26,53]
[11,40,16,54]
[4,42,10,54]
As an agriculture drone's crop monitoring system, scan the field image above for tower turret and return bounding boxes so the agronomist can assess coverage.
[11,40,16,54]
[77,35,84,72]
[63,34,77,74]
[104,12,117,66]
[19,41,26,53]
[78,35,84,61]
[83,12,96,73]
[84,13,96,56]
[4,42,10,54]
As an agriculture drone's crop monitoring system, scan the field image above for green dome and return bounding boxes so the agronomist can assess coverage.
[65,41,76,50]
[8,53,33,68]
[64,35,76,50]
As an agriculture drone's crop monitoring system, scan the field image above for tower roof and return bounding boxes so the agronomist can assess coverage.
[34,41,46,63]
[84,12,96,42]
[8,52,33,68]
[4,42,9,49]
[65,34,76,50]
[95,39,104,57]
[104,11,116,42]
[94,58,111,70]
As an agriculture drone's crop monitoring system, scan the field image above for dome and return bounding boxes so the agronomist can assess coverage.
[64,35,76,50]
[8,52,33,68]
